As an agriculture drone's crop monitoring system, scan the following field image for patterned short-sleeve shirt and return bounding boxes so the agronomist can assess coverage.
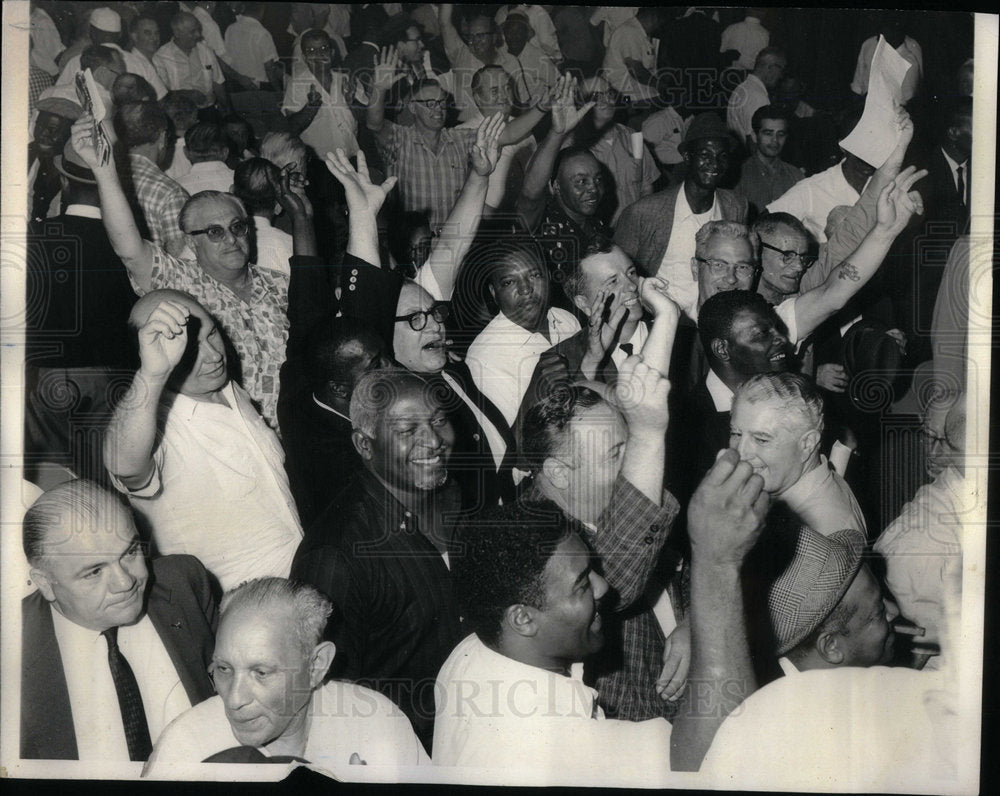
[138,245,289,429]
[377,122,477,231]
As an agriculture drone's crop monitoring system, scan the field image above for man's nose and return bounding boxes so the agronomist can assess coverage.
[591,571,609,602]
[109,561,136,592]
[223,672,253,710]
[416,422,444,449]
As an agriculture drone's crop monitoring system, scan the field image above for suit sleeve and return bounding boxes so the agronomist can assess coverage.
[338,253,405,351]
[591,475,679,610]
[614,201,646,269]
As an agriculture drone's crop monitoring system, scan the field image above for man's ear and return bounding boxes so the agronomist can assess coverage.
[308,640,336,686]
[690,257,700,282]
[800,428,821,461]
[548,177,559,199]
[29,566,56,603]
[710,337,730,363]
[352,430,372,459]
[504,604,537,639]
[572,292,592,316]
[487,281,497,304]
[541,456,570,490]
[815,631,845,666]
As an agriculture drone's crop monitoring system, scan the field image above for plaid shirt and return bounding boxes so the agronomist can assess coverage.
[128,154,190,252]
[28,66,54,115]
[524,474,683,721]
[377,122,477,231]
[135,244,289,430]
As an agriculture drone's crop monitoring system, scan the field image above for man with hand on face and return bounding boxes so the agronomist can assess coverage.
[283,29,359,162]
[145,578,428,775]
[291,368,467,753]
[104,290,303,593]
[20,479,217,761]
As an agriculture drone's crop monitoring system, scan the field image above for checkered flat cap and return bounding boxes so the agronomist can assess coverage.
[768,527,865,655]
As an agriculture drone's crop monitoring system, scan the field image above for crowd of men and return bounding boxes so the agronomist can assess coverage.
[20,2,978,786]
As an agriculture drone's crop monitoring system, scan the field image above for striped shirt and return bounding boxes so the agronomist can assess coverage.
[127,153,190,252]
[376,122,477,231]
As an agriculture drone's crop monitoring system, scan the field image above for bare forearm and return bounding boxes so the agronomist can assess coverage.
[520,129,564,206]
[641,313,679,380]
[500,107,545,145]
[670,562,755,771]
[94,163,154,288]
[346,210,380,266]
[104,370,167,487]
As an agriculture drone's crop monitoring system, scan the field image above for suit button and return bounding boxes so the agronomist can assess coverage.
[349,284,356,291]
[644,535,654,544]
[650,524,661,533]
[473,433,480,441]
[349,275,357,283]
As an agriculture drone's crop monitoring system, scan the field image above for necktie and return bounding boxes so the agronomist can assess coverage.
[619,343,634,356]
[956,165,966,206]
[102,627,153,761]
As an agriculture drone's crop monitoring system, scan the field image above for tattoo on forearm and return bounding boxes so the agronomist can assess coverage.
[837,262,861,282]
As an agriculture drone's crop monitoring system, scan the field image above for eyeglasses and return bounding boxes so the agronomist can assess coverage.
[918,428,956,449]
[760,241,816,267]
[695,258,758,279]
[584,90,616,103]
[303,45,332,56]
[186,219,250,242]
[395,302,449,331]
[411,97,447,110]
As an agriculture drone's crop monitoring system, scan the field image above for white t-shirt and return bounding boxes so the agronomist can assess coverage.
[657,188,722,320]
[767,161,864,243]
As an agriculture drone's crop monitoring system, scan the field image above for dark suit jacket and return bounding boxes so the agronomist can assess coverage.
[20,555,218,760]
[613,184,748,277]
[922,147,968,236]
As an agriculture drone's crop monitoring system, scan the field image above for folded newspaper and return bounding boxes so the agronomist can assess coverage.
[74,68,112,167]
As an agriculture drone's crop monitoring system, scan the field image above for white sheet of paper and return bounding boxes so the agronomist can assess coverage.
[839,35,910,168]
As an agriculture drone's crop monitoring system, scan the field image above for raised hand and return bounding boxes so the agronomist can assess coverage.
[138,299,191,379]
[535,350,571,398]
[614,355,670,434]
[372,45,401,93]
[69,114,103,170]
[271,163,312,219]
[815,363,848,393]
[656,619,691,702]
[687,449,769,567]
[471,112,506,177]
[639,276,679,321]
[875,165,926,237]
[585,285,628,360]
[550,74,595,136]
[879,107,914,176]
[324,148,398,216]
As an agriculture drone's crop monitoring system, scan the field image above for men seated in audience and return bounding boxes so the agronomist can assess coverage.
[175,122,235,195]
[73,111,311,429]
[615,113,748,319]
[115,100,191,258]
[735,105,804,216]
[727,47,787,149]
[145,578,428,773]
[103,290,303,591]
[730,373,866,535]
[56,6,167,99]
[222,2,283,91]
[602,7,661,102]
[21,479,217,760]
[279,317,391,528]
[437,447,770,776]
[876,395,967,663]
[499,8,561,107]
[520,353,685,722]
[292,368,467,753]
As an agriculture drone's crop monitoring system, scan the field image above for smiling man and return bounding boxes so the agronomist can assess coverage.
[729,372,866,535]
[104,290,303,592]
[615,112,748,317]
[144,578,427,774]
[291,368,467,752]
[20,479,217,761]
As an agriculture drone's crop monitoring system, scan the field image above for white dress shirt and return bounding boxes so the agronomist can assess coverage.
[253,216,293,277]
[51,608,192,760]
[602,16,658,101]
[110,382,303,591]
[727,72,770,143]
[656,187,722,319]
[153,40,224,101]
[181,2,231,65]
[30,7,64,77]
[433,634,674,785]
[56,42,168,99]
[224,14,279,83]
[940,147,969,204]
[282,67,359,159]
[720,16,770,71]
[767,160,865,243]
[466,307,581,426]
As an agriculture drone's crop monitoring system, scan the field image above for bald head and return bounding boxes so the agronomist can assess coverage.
[128,288,212,332]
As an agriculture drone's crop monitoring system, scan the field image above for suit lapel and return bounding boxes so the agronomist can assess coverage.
[147,576,214,705]
[21,593,78,759]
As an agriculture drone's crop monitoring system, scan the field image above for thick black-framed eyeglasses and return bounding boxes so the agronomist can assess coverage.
[411,97,447,110]
[186,219,250,242]
[760,241,816,267]
[395,302,449,331]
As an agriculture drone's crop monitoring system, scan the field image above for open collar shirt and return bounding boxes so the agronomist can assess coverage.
[657,187,721,320]
[780,456,867,536]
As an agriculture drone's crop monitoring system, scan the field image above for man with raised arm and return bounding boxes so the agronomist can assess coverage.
[104,290,303,592]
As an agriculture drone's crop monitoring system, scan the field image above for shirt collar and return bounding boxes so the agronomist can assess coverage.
[494,307,564,345]
[939,147,967,171]
[706,369,734,412]
[675,184,718,221]
[50,602,106,649]
[65,204,102,219]
[253,215,273,230]
[778,656,800,676]
[779,456,829,512]
[312,393,351,423]
[170,379,236,421]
